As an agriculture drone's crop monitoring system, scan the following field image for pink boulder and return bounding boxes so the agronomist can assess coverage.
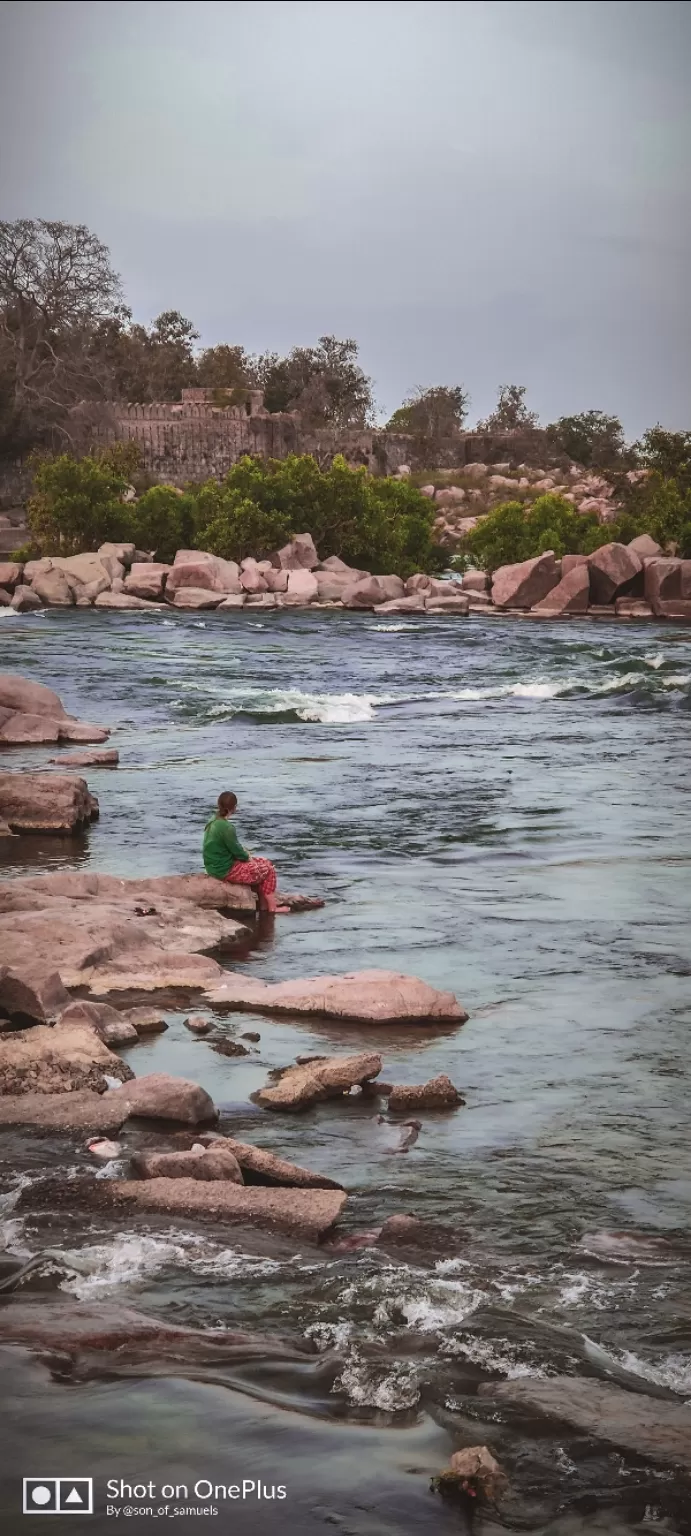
[284,570,318,602]
[124,563,170,601]
[644,558,682,613]
[274,534,319,571]
[532,564,590,614]
[0,675,67,719]
[0,562,23,590]
[492,553,560,609]
[167,553,241,595]
[588,543,642,604]
[628,534,662,558]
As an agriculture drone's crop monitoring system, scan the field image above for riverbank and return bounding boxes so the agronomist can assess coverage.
[2,530,690,623]
[0,610,690,1531]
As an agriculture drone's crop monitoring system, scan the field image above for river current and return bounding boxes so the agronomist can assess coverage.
[0,605,690,1533]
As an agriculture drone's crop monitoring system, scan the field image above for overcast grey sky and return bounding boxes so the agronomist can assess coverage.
[1,0,689,432]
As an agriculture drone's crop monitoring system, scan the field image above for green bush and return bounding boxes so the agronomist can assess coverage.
[193,454,442,575]
[27,451,134,555]
[461,480,691,573]
[131,485,196,563]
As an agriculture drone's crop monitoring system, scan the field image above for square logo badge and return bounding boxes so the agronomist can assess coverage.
[23,1479,93,1515]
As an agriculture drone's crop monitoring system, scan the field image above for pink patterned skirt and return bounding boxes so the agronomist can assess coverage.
[224,856,278,909]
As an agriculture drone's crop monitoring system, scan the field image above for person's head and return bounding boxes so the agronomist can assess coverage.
[216,791,237,819]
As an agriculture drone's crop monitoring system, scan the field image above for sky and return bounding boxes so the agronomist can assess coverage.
[0,0,689,433]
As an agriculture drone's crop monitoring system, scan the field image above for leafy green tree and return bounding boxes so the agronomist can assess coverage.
[27,450,133,554]
[131,485,196,563]
[195,344,250,393]
[545,410,626,469]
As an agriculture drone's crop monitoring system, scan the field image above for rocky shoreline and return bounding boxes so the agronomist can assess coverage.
[2,527,690,623]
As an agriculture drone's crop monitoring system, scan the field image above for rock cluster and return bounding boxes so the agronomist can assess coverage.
[7,531,689,624]
[426,462,641,550]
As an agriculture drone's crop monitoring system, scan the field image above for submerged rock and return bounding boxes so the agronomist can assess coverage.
[184,1014,212,1034]
[25,1174,348,1241]
[0,1299,312,1364]
[479,1377,691,1472]
[255,1051,382,1111]
[206,969,467,1024]
[48,749,119,768]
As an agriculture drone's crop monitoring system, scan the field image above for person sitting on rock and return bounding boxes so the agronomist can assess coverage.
[203,791,289,914]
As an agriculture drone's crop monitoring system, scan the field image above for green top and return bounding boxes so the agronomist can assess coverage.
[203,815,250,878]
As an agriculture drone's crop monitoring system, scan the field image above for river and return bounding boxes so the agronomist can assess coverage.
[1,605,690,1533]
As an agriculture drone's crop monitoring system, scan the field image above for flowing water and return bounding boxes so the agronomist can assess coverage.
[1,606,690,1533]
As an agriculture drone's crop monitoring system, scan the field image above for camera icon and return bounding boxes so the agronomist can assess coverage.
[23,1480,93,1515]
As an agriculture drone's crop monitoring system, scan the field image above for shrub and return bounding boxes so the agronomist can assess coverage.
[27,451,134,555]
[131,485,196,563]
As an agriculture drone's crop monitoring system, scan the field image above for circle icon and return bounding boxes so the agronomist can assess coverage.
[31,1487,53,1506]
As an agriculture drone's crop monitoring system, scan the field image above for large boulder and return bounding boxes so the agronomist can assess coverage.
[274,533,319,571]
[532,564,590,614]
[425,595,470,615]
[124,562,170,601]
[207,968,467,1023]
[0,674,68,719]
[644,557,683,612]
[561,553,590,577]
[628,533,662,558]
[57,999,139,1046]
[131,1147,243,1182]
[0,772,97,833]
[264,568,289,593]
[0,965,70,1026]
[112,1072,217,1124]
[376,596,426,614]
[0,713,61,745]
[492,553,560,609]
[0,561,23,589]
[342,576,404,609]
[31,569,74,606]
[50,553,112,589]
[0,1017,132,1096]
[479,1378,691,1474]
[588,542,642,603]
[99,541,136,569]
[94,591,161,610]
[316,572,360,601]
[240,567,268,594]
[284,569,318,603]
[171,588,224,609]
[387,1074,464,1112]
[461,571,489,593]
[167,552,242,594]
[254,1051,382,1111]
[11,585,42,613]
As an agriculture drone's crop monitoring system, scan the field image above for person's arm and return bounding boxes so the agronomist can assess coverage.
[221,820,250,863]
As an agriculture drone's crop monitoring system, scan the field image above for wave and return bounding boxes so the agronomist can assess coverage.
[333,1350,422,1410]
[206,687,396,723]
[54,1230,284,1297]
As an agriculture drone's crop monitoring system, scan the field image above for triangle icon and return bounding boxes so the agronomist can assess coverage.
[65,1489,84,1504]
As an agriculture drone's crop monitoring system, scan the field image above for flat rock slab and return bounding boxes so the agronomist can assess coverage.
[48,749,119,768]
[19,1174,346,1242]
[201,1134,344,1189]
[0,873,250,996]
[480,1378,691,1473]
[206,968,467,1023]
[0,1088,128,1132]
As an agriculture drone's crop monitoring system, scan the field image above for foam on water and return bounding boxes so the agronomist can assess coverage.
[54,1230,284,1297]
[333,1351,422,1410]
[207,687,394,723]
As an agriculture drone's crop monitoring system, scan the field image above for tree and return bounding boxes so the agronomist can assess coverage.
[0,218,121,450]
[634,425,691,492]
[476,384,539,433]
[195,344,250,393]
[248,336,374,426]
[26,448,133,554]
[545,409,626,469]
[388,384,469,438]
[92,307,198,402]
